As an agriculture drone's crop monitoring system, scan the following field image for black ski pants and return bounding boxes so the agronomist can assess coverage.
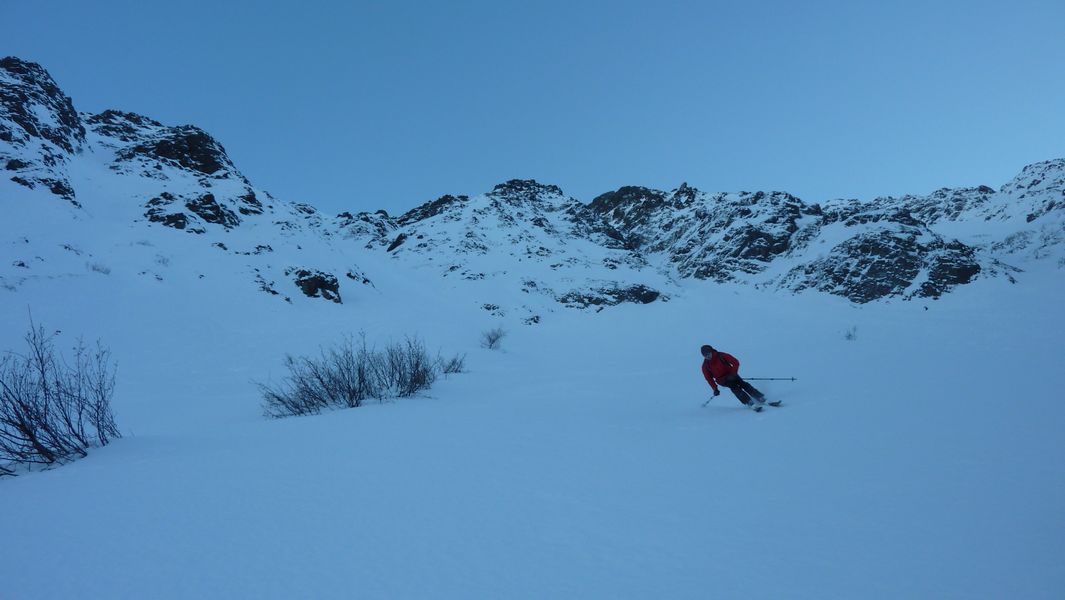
[720,375,764,406]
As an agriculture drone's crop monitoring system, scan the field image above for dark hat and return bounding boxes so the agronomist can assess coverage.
[700,345,714,356]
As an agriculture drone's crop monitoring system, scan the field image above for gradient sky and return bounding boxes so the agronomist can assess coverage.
[6,0,1064,216]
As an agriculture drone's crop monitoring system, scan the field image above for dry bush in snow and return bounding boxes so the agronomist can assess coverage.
[259,335,446,418]
[0,323,121,475]
[481,327,506,350]
[439,353,466,375]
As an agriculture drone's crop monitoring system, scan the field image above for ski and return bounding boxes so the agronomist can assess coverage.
[700,398,781,410]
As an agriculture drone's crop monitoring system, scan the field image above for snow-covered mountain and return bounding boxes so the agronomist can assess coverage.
[3,55,1064,314]
[3,56,1064,599]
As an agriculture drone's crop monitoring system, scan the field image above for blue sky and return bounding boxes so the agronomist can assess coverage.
[7,0,1064,215]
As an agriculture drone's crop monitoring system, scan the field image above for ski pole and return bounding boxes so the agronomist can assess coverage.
[743,377,797,381]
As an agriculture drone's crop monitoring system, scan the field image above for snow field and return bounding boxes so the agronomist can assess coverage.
[2,269,1063,599]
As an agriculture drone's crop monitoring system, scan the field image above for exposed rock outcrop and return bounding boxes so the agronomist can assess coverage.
[287,268,342,303]
[0,56,85,203]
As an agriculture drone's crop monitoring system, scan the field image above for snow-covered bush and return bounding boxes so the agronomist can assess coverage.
[259,335,444,418]
[481,327,506,350]
[0,323,121,475]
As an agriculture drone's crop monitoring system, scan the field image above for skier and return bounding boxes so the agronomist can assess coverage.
[701,345,774,411]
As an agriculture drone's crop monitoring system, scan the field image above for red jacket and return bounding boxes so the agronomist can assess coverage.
[702,351,739,391]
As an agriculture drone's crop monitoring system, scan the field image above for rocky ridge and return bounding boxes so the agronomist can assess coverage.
[3,56,1063,311]
[0,57,84,203]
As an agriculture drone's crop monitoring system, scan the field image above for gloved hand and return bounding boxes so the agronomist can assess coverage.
[713,389,720,397]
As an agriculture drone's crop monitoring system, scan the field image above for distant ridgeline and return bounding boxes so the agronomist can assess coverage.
[3,56,1063,311]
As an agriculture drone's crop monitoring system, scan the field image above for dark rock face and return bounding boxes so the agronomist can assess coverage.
[345,269,373,286]
[562,203,631,249]
[918,241,981,298]
[287,268,342,303]
[675,192,819,282]
[144,191,240,232]
[386,233,408,252]
[0,57,84,153]
[397,194,469,225]
[185,193,240,228]
[590,185,820,282]
[779,228,981,303]
[588,186,670,236]
[488,179,565,204]
[84,110,163,142]
[784,231,924,303]
[558,284,662,308]
[580,180,1003,303]
[237,191,263,215]
[145,193,189,230]
[897,187,999,224]
[0,57,84,203]
[115,126,232,176]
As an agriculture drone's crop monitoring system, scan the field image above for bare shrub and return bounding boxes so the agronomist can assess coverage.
[0,322,121,475]
[843,326,857,341]
[368,337,437,399]
[260,335,446,418]
[86,262,111,275]
[481,327,506,350]
[439,353,466,375]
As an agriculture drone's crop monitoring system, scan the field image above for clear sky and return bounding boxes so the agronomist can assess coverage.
[6,0,1064,215]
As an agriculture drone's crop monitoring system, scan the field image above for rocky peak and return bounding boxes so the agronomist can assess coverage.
[670,182,699,205]
[891,186,998,225]
[1,57,86,203]
[85,110,164,143]
[487,179,565,205]
[586,186,671,247]
[113,124,236,177]
[5,56,1065,309]
[589,186,668,214]
[0,57,85,154]
[397,194,470,226]
[999,158,1065,200]
[84,109,270,234]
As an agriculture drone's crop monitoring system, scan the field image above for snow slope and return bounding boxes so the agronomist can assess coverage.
[1,255,1063,598]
